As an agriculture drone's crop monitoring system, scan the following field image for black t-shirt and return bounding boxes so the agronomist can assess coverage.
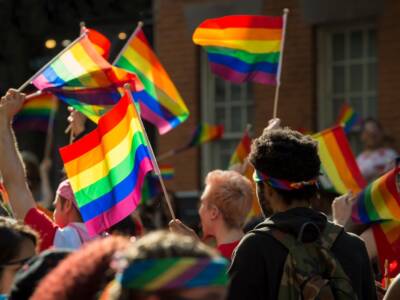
[227,208,377,300]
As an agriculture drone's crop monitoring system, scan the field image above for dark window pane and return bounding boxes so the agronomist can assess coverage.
[332,33,345,61]
[350,31,363,59]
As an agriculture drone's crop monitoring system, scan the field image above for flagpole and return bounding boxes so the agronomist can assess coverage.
[112,21,144,65]
[272,8,289,118]
[124,83,176,220]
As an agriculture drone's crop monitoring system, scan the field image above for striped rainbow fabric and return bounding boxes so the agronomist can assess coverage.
[187,123,224,148]
[115,27,189,134]
[229,129,251,166]
[32,35,138,91]
[336,103,362,133]
[352,166,400,224]
[13,92,58,132]
[193,15,283,84]
[312,126,367,194]
[87,28,111,59]
[59,91,154,236]
[117,257,229,291]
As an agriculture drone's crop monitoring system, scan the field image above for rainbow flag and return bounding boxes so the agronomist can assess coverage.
[87,28,111,59]
[336,103,362,133]
[32,35,138,91]
[59,91,154,236]
[52,86,122,123]
[193,15,283,84]
[352,167,400,224]
[187,124,224,148]
[312,126,366,194]
[13,92,58,132]
[229,130,251,166]
[115,27,189,134]
[158,164,175,180]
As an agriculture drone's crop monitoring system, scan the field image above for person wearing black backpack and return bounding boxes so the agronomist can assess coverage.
[227,120,377,300]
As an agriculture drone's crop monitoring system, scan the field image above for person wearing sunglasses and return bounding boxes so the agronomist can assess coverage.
[0,217,38,298]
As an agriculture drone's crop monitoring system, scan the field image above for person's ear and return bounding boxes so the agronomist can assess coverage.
[63,198,73,213]
[209,204,220,220]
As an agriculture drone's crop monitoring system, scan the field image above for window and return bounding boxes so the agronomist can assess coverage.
[201,52,254,177]
[317,24,377,131]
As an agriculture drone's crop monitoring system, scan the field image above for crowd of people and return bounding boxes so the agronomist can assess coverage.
[0,89,399,300]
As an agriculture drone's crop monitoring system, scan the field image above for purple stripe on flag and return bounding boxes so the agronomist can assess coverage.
[210,62,277,85]
[165,260,208,289]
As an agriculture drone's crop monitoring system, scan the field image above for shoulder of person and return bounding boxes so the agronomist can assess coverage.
[333,224,366,248]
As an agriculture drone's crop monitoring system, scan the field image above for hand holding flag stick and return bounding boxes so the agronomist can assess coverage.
[124,84,176,220]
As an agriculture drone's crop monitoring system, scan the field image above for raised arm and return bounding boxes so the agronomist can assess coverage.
[0,89,36,219]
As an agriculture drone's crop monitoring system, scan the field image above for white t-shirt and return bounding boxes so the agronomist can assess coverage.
[357,148,398,182]
[53,222,95,250]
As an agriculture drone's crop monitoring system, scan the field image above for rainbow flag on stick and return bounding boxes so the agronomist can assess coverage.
[13,92,58,132]
[187,123,224,148]
[312,126,367,194]
[114,23,189,134]
[87,27,111,59]
[59,91,154,236]
[351,166,400,224]
[193,15,285,85]
[336,103,362,133]
[229,129,251,167]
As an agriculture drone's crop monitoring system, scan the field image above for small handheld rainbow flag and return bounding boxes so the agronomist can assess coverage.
[193,15,284,85]
[13,92,58,132]
[158,164,175,180]
[336,103,362,133]
[32,35,138,91]
[352,166,400,224]
[229,129,252,167]
[187,124,224,148]
[115,25,189,134]
[59,91,154,236]
[312,126,367,194]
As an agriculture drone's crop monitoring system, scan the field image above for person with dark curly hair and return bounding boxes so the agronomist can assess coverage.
[0,217,38,297]
[227,120,377,300]
[30,236,130,300]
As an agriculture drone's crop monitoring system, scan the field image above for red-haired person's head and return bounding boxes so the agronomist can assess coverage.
[199,170,253,240]
[30,235,130,300]
[0,217,38,295]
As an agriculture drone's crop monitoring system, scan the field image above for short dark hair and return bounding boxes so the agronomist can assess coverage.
[249,128,321,205]
[0,217,38,275]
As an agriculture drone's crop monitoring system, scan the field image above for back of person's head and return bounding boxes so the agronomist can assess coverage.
[106,230,228,300]
[9,249,71,300]
[249,128,320,210]
[30,236,130,300]
[0,217,38,295]
[205,170,253,228]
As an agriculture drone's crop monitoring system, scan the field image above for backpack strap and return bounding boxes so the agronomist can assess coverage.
[319,222,343,249]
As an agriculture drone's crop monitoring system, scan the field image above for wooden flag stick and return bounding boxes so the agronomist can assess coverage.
[112,21,144,65]
[124,83,176,220]
[17,31,88,93]
[272,8,289,118]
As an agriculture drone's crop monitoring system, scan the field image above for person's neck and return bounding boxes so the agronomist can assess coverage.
[213,222,243,246]
[274,200,310,213]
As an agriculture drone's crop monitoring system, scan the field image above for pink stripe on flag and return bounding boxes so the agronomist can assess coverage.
[210,63,277,85]
[140,103,174,135]
[84,158,153,236]
[32,74,50,90]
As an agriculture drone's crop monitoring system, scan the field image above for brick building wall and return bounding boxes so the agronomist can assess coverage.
[154,0,399,194]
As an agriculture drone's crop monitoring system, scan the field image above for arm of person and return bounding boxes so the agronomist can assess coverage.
[169,219,199,241]
[0,89,36,219]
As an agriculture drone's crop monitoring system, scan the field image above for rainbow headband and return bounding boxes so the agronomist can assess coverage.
[253,169,318,191]
[117,257,228,291]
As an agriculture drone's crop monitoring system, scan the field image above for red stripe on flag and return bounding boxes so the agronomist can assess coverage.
[198,15,283,29]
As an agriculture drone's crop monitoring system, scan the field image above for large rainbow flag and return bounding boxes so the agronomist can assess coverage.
[115,27,189,134]
[59,91,154,236]
[193,15,283,84]
[351,166,400,224]
[32,35,138,91]
[336,103,362,133]
[187,123,224,148]
[13,92,58,132]
[312,126,367,194]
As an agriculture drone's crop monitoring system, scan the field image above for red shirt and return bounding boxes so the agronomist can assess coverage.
[25,208,58,251]
[217,240,240,260]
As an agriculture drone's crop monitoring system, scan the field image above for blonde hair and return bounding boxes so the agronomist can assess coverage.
[205,170,253,228]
